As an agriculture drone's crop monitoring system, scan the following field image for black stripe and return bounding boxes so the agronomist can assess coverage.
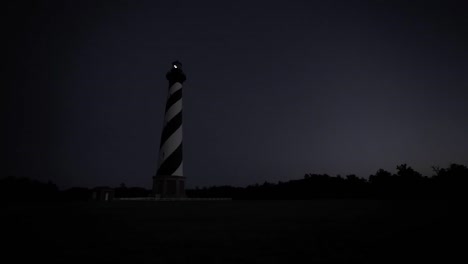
[159,111,182,148]
[165,88,182,112]
[167,71,186,85]
[157,143,183,176]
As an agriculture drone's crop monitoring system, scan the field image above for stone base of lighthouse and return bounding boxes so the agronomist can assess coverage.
[152,175,186,198]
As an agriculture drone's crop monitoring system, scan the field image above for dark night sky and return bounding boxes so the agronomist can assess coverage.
[4,0,468,189]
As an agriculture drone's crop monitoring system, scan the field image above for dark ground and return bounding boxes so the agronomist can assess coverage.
[1,200,460,263]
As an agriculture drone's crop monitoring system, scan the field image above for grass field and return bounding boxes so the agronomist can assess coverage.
[2,200,458,263]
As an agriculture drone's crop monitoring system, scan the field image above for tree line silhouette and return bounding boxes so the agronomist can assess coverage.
[189,164,467,199]
[1,163,466,201]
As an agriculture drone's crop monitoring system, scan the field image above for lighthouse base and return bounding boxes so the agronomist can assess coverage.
[152,175,186,198]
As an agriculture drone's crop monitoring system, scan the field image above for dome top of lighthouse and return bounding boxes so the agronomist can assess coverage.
[166,60,186,84]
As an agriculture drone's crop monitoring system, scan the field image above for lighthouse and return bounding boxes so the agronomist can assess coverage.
[153,61,186,198]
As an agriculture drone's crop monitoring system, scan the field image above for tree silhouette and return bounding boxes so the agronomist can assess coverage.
[187,164,467,200]
[432,163,468,198]
[2,163,466,201]
[0,177,59,201]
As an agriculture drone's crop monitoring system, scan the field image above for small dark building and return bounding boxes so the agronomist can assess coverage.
[91,187,114,201]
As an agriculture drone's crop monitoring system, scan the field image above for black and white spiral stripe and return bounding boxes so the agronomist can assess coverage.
[157,81,183,176]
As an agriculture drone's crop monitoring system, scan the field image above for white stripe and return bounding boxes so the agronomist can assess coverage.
[172,161,183,176]
[164,99,182,124]
[159,125,182,164]
[169,82,182,95]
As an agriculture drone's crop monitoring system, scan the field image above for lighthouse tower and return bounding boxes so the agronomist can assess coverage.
[153,61,186,198]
